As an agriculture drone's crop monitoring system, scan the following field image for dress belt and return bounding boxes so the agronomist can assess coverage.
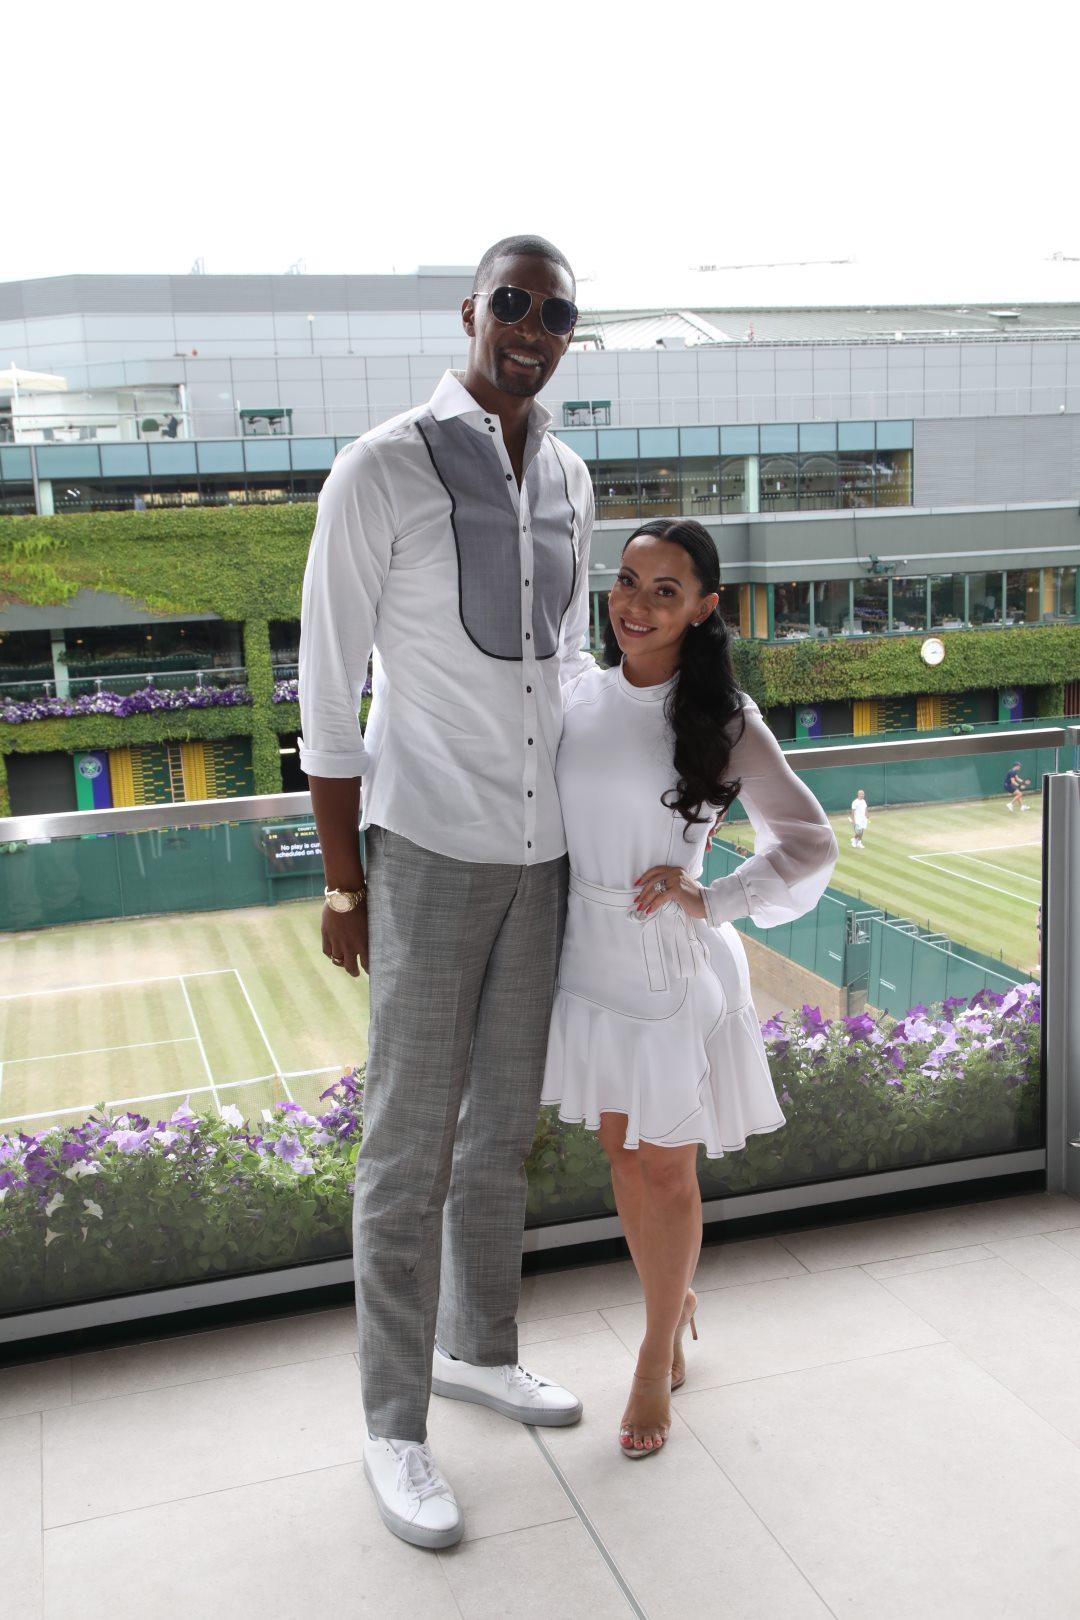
[568,869,709,994]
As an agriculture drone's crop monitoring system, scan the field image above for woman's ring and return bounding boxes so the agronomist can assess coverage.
[655,878,668,893]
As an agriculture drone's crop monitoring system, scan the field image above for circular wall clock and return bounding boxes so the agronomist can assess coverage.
[920,637,946,666]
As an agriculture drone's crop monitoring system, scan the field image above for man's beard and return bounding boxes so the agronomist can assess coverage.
[492,354,548,398]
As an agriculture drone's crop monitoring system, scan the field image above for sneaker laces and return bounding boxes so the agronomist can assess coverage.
[503,1363,546,1397]
[395,1442,448,1504]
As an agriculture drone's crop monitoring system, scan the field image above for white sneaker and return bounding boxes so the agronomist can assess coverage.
[1021,803,1030,811]
[432,1346,583,1426]
[362,1433,463,1549]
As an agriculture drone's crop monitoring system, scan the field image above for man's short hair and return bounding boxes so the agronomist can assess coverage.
[472,235,576,298]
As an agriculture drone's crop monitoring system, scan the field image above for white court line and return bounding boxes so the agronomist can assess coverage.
[0,967,234,1003]
[282,1065,351,1079]
[178,974,221,1112]
[3,1036,198,1068]
[0,1085,213,1130]
[230,968,293,1103]
[927,851,1042,887]
[908,854,1040,907]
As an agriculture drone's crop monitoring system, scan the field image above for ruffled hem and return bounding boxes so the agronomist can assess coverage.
[545,1107,787,1161]
[540,986,787,1161]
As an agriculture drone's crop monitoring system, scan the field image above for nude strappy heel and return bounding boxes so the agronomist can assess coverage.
[618,1373,672,1459]
[671,1289,699,1392]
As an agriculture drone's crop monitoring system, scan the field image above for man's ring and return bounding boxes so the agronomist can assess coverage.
[655,878,668,893]
[331,956,344,966]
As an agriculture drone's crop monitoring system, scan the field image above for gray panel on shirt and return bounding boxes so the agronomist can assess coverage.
[417,415,576,660]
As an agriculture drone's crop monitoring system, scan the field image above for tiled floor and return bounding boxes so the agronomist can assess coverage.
[8,1191,1080,1618]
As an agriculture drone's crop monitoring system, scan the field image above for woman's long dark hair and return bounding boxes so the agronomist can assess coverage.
[602,517,746,838]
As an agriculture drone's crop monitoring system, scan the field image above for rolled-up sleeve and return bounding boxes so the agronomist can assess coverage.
[297,440,396,779]
[703,701,839,928]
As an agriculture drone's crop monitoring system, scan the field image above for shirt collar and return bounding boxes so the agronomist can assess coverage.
[428,369,553,439]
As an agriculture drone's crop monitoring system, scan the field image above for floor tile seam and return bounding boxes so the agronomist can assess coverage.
[527,1427,650,1619]
[536,1417,841,1620]
[984,1242,1080,1317]
[454,1508,580,1547]
[866,1245,1080,1334]
[60,1346,362,1412]
[770,1209,1080,1270]
[856,1252,996,1281]
[670,1335,952,1404]
[40,1454,365,1534]
[923,1334,1080,1456]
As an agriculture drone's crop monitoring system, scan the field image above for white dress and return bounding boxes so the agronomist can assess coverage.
[541,662,840,1157]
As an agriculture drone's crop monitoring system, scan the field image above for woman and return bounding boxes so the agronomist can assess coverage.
[541,518,839,1459]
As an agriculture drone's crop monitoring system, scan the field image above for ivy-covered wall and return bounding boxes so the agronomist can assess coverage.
[2,506,1077,815]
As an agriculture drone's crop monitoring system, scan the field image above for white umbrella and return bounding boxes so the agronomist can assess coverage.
[0,363,70,400]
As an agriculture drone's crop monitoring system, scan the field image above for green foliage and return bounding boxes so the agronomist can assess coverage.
[735,623,1080,705]
[0,505,312,618]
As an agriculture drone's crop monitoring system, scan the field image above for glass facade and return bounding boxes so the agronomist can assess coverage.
[0,421,915,517]
[556,421,913,520]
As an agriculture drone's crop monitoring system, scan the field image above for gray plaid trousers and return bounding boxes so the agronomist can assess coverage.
[354,825,568,1441]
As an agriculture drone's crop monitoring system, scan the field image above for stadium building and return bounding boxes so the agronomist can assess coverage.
[0,270,1078,814]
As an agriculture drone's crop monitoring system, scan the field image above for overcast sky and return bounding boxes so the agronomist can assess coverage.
[6,0,1078,307]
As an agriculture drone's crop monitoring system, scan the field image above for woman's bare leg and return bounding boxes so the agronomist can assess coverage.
[598,1116,702,1452]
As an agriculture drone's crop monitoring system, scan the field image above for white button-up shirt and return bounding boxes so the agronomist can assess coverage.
[298,370,595,864]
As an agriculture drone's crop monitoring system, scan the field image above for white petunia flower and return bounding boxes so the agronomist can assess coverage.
[84,1199,103,1219]
[219,1104,245,1129]
[44,1191,65,1216]
[45,1228,61,1246]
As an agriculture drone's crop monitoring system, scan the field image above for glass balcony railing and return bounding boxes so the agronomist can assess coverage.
[0,723,1074,1331]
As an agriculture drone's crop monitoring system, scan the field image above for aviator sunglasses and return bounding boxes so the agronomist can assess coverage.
[474,284,579,337]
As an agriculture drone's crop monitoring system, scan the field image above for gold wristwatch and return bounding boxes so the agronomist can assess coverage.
[324,883,366,913]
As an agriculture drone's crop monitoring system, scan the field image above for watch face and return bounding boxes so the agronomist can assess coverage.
[920,637,945,666]
[326,891,353,912]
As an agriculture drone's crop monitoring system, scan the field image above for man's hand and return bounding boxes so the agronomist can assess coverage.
[322,900,369,978]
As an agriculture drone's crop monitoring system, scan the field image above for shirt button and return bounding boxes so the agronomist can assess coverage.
[528,790,533,798]
[527,841,532,849]
[526,685,532,693]
[524,578,530,587]
[488,426,496,433]
[484,417,492,423]
[528,738,534,745]
[525,632,531,640]
[505,473,512,480]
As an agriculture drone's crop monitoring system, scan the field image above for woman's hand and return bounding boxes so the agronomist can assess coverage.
[633,865,708,921]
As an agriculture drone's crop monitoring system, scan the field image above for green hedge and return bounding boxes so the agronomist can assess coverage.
[2,506,1077,813]
[730,622,1080,706]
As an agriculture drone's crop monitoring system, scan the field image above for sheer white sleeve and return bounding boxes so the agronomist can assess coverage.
[702,699,839,929]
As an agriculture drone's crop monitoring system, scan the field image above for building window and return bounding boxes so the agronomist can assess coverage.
[966,572,1003,627]
[798,454,839,510]
[890,576,928,634]
[875,449,913,506]
[853,576,889,634]
[838,453,875,509]
[1050,565,1077,620]
[930,574,965,629]
[678,455,722,516]
[760,455,798,512]
[813,579,852,637]
[774,581,812,638]
[1005,568,1042,625]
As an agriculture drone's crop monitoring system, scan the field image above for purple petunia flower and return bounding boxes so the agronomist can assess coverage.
[2,684,252,726]
[274,1134,302,1163]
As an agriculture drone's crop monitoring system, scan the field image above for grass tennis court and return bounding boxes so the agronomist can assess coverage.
[716,790,1042,976]
[0,790,1041,1136]
[0,899,369,1134]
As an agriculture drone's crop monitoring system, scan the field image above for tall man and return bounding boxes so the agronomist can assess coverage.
[298,237,593,1550]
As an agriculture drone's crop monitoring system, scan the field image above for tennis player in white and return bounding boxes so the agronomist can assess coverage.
[850,789,869,848]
